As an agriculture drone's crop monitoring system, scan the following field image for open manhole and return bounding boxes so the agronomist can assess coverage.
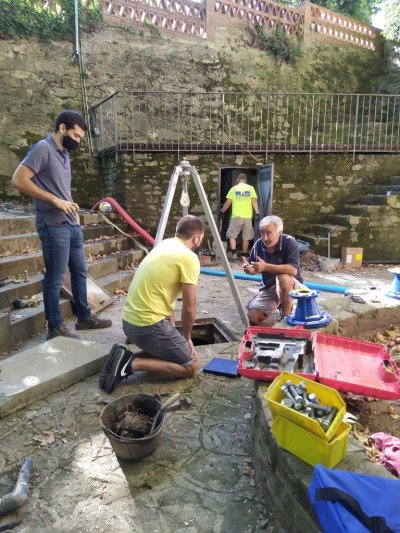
[176,317,238,345]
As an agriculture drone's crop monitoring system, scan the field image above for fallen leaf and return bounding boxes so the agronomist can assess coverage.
[33,431,55,446]
[389,414,400,420]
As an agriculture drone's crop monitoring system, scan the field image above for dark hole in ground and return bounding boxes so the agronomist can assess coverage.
[176,317,237,345]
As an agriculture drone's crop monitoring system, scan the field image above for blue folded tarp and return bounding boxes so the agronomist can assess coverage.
[308,464,400,533]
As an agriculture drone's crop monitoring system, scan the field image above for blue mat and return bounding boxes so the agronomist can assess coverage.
[202,358,239,378]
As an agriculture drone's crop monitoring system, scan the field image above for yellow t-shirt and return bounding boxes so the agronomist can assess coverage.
[123,237,200,326]
[227,183,257,219]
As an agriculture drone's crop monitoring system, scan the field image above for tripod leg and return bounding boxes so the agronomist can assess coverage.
[155,165,182,245]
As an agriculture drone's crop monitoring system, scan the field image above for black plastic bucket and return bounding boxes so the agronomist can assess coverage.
[99,393,164,461]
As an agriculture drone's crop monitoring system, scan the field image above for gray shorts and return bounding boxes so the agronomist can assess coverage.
[226,217,254,240]
[248,278,303,317]
[122,319,192,366]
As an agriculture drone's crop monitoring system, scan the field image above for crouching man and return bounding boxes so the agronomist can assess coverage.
[243,215,303,325]
[100,215,205,393]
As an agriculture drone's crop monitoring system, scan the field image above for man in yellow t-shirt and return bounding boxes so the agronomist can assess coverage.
[220,173,259,260]
[100,215,205,393]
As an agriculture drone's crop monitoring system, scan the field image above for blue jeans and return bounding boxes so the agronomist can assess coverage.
[38,223,91,330]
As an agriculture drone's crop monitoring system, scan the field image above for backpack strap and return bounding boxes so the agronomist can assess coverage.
[315,487,395,533]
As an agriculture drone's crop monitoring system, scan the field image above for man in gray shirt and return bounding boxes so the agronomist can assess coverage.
[11,110,112,339]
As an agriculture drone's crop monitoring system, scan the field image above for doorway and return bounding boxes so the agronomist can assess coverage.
[219,167,258,248]
[219,165,274,245]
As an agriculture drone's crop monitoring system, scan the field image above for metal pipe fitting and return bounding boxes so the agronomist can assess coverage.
[0,457,33,516]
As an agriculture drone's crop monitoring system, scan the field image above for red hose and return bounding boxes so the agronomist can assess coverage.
[91,197,155,246]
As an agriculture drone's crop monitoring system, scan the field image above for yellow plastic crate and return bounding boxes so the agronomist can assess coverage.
[272,416,351,468]
[265,371,346,442]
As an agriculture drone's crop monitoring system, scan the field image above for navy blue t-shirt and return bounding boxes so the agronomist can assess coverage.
[249,234,303,290]
[21,134,77,228]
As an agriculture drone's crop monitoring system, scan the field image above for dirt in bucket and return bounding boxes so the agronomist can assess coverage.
[114,405,153,439]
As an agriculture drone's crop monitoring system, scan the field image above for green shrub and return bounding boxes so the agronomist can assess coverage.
[251,22,303,66]
[0,0,102,41]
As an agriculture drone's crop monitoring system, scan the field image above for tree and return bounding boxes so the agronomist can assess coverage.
[278,0,381,24]
[384,0,400,43]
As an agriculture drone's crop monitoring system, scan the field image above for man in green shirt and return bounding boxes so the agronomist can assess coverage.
[220,173,259,260]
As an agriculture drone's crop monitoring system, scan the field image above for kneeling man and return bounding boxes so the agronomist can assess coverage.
[100,215,205,393]
[243,215,303,325]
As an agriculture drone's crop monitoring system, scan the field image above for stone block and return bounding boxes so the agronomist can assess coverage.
[0,337,113,418]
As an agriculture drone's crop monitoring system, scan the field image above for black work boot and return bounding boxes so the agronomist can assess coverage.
[47,323,79,340]
[75,314,112,330]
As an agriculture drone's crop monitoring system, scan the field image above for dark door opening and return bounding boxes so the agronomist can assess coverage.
[219,167,258,249]
[219,166,274,248]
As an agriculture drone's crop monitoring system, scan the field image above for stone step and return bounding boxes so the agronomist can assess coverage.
[374,184,400,195]
[324,214,361,227]
[0,337,112,418]
[0,210,129,235]
[295,233,327,249]
[0,250,142,310]
[341,205,369,216]
[387,176,400,185]
[0,236,133,278]
[0,269,136,354]
[87,250,142,280]
[0,211,110,236]
[296,226,350,256]
[0,224,118,257]
[356,195,389,205]
[308,224,349,237]
[0,216,36,236]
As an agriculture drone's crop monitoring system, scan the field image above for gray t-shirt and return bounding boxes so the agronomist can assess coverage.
[21,134,77,228]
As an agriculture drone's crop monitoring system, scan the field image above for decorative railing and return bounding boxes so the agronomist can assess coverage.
[214,0,303,36]
[37,0,380,50]
[102,0,207,38]
[91,91,400,157]
[309,4,377,51]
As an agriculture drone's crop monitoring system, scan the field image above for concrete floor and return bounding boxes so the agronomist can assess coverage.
[0,262,399,532]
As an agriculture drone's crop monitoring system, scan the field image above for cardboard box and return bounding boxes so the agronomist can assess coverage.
[341,247,363,268]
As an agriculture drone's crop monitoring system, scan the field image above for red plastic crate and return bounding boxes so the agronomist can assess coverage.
[237,327,400,400]
[237,326,315,381]
[313,333,400,400]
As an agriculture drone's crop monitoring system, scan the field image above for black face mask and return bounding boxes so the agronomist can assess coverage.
[62,134,80,151]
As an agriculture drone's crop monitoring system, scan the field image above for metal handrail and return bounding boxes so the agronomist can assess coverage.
[91,91,400,158]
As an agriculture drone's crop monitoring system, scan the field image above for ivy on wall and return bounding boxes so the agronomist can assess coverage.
[0,0,102,41]
[250,23,303,66]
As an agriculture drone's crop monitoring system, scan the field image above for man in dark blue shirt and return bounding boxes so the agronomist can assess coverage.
[243,215,303,325]
[11,110,112,340]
